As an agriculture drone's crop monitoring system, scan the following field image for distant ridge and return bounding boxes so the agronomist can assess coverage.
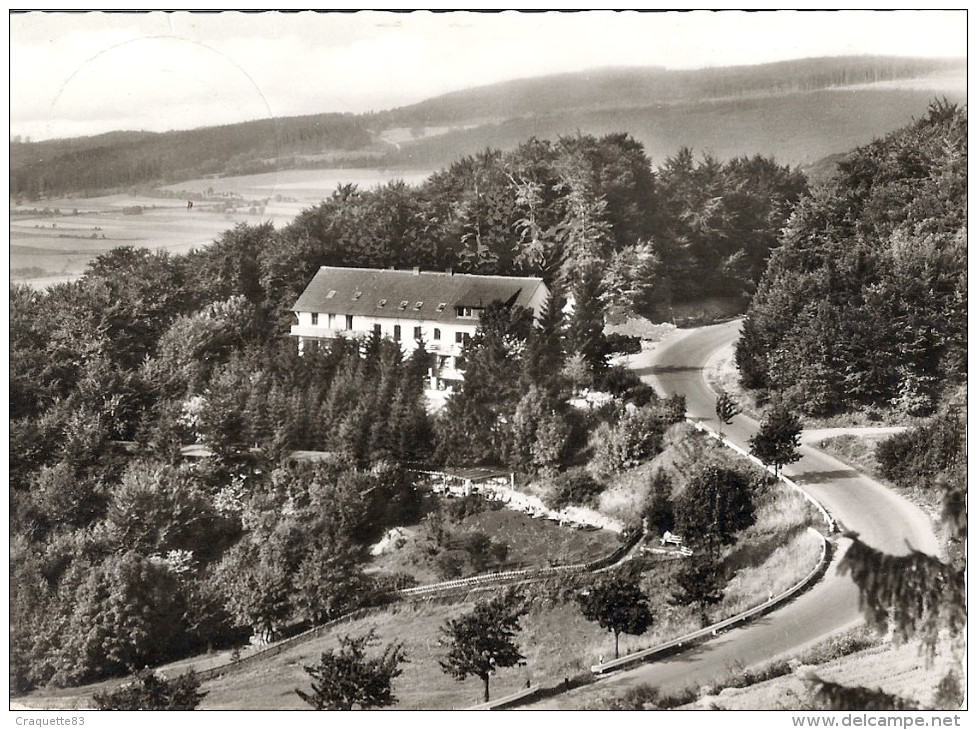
[10,55,966,198]
[371,55,965,125]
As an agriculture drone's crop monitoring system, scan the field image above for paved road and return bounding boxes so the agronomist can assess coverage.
[525,320,938,708]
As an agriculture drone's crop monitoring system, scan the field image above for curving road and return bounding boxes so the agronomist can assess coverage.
[525,320,938,708]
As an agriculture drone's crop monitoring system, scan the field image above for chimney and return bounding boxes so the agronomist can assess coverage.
[413,266,420,275]
[445,267,453,276]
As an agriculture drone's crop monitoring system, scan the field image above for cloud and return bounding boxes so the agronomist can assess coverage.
[10,10,967,140]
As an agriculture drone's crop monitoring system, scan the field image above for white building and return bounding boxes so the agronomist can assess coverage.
[291,266,548,392]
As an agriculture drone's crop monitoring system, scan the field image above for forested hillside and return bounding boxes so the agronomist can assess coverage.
[371,56,963,126]
[736,100,967,418]
[10,113,374,198]
[10,130,803,694]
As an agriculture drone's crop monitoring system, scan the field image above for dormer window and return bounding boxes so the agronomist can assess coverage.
[399,300,409,310]
[378,299,387,308]
[437,302,447,312]
[456,306,479,318]
[326,290,336,299]
[352,291,362,300]
[413,301,423,311]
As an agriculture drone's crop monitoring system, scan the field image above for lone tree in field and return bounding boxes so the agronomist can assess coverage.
[714,388,741,439]
[93,669,207,710]
[439,588,528,703]
[749,402,803,477]
[576,573,654,660]
[295,629,407,710]
[669,552,731,627]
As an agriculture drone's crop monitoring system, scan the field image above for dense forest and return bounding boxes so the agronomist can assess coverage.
[736,101,967,417]
[369,56,964,128]
[13,131,785,693]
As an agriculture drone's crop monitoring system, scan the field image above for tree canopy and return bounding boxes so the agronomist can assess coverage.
[439,589,528,703]
[736,101,966,417]
[674,465,756,551]
[748,402,803,477]
[577,573,654,659]
[295,630,408,710]
[93,669,207,710]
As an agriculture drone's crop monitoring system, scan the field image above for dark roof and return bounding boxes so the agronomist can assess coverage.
[292,266,547,323]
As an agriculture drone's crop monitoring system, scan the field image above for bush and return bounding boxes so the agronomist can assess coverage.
[93,669,206,710]
[875,411,964,489]
[370,571,419,593]
[441,493,501,522]
[588,683,660,710]
[588,402,681,476]
[641,470,675,536]
[599,364,657,406]
[547,469,605,510]
[605,333,642,356]
[435,531,509,579]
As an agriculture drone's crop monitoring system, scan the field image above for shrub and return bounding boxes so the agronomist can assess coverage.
[641,470,675,536]
[875,411,964,489]
[605,333,642,356]
[599,365,657,406]
[93,669,206,710]
[588,403,680,476]
[547,469,605,510]
[441,493,500,522]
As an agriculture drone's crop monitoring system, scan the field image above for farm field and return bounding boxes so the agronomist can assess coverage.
[157,167,434,209]
[10,167,434,287]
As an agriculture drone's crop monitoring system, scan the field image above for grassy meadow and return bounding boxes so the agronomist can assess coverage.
[10,167,434,287]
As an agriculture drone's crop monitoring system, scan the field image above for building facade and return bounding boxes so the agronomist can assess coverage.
[291,266,548,392]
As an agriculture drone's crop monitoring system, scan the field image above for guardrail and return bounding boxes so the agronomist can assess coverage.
[590,527,829,676]
[192,604,387,683]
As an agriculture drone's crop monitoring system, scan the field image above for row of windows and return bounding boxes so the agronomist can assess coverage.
[308,312,471,345]
[310,313,355,329]
[374,323,471,344]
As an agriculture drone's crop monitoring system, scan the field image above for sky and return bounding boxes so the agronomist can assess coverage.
[9,9,969,141]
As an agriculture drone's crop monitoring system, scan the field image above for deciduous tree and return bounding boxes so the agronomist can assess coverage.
[669,552,730,626]
[577,574,654,659]
[749,402,803,477]
[440,589,528,703]
[295,630,407,710]
[714,388,741,439]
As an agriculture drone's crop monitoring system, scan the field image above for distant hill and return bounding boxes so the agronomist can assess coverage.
[374,56,966,168]
[9,55,966,198]
[372,56,965,126]
[10,114,376,199]
[382,87,967,169]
